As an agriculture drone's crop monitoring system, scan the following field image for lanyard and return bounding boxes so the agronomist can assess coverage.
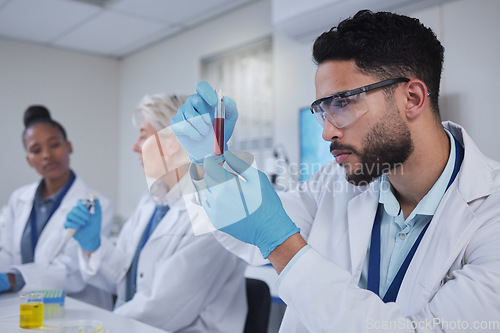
[29,171,76,255]
[367,137,464,302]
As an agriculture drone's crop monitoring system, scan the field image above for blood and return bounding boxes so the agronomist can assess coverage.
[214,117,225,156]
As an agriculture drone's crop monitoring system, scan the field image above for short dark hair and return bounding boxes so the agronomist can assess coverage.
[22,105,67,147]
[313,10,444,116]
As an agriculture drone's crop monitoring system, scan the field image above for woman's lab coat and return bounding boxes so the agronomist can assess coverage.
[216,122,500,332]
[0,176,114,309]
[78,179,248,333]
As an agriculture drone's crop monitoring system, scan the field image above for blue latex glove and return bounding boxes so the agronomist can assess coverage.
[64,199,102,251]
[202,151,300,258]
[0,273,10,293]
[170,81,238,166]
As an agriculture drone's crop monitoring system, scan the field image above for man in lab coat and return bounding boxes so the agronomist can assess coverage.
[171,10,500,333]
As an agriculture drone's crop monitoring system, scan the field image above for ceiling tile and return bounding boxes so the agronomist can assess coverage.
[52,10,169,57]
[183,0,252,26]
[110,0,251,26]
[0,0,100,43]
[0,0,260,58]
[110,25,183,57]
[108,0,181,24]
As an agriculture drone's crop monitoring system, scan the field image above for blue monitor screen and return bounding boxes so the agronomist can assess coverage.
[299,107,333,181]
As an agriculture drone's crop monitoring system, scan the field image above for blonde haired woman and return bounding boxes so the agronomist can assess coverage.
[65,94,248,332]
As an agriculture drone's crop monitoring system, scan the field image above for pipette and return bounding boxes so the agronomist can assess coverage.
[48,195,97,264]
[214,89,225,156]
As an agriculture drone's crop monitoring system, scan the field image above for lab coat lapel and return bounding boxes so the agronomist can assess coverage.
[396,122,496,313]
[13,186,37,264]
[111,193,155,268]
[396,185,473,313]
[146,205,177,244]
[445,121,498,202]
[346,181,380,277]
[146,202,188,247]
[35,178,82,264]
[145,177,194,246]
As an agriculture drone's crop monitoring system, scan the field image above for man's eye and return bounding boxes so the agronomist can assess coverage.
[333,98,349,108]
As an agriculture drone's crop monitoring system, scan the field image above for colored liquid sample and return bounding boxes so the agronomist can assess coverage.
[19,302,44,328]
[214,117,225,156]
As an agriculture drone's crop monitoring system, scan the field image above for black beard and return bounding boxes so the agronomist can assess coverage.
[331,104,414,186]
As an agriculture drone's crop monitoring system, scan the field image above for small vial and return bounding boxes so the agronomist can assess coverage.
[82,197,96,213]
[214,89,225,156]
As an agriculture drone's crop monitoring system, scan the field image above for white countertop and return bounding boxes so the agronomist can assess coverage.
[0,293,170,333]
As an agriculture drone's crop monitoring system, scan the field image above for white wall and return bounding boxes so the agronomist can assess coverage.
[438,0,500,156]
[0,38,120,208]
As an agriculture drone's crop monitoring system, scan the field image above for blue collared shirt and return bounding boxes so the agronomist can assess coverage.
[358,128,456,296]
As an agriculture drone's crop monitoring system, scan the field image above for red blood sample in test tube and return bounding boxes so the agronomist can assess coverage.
[214,89,225,156]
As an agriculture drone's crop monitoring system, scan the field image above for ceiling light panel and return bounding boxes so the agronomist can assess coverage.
[52,10,169,57]
[110,24,183,57]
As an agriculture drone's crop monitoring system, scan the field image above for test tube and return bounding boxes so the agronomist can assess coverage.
[82,196,97,213]
[214,89,225,156]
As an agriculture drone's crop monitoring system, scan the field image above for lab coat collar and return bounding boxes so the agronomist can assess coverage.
[12,176,81,253]
[144,174,204,244]
[346,122,500,301]
[12,183,38,259]
[373,122,494,210]
[378,128,457,221]
[150,173,190,209]
[17,183,38,204]
[444,121,500,202]
[395,122,500,312]
[25,177,86,265]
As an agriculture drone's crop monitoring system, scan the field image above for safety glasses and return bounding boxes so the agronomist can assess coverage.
[310,77,410,128]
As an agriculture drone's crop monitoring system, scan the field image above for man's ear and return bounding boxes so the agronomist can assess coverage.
[67,140,73,154]
[405,79,429,119]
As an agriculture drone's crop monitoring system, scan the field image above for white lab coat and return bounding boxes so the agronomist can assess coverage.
[215,122,500,332]
[78,178,248,333]
[0,176,114,309]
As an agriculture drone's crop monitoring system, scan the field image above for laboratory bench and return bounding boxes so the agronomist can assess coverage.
[0,292,169,332]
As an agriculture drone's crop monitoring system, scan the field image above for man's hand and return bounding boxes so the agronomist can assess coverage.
[202,151,300,258]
